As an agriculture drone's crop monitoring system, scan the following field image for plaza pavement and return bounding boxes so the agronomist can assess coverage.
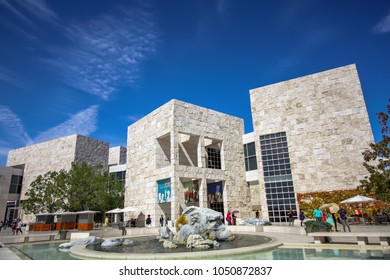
[0,223,389,260]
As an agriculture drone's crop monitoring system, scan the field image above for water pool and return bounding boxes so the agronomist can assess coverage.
[14,242,390,260]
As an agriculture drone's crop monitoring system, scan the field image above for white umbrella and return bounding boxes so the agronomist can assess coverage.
[120,206,142,213]
[340,195,377,204]
[106,208,122,214]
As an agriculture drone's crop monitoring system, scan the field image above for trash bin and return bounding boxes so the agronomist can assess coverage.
[59,230,68,239]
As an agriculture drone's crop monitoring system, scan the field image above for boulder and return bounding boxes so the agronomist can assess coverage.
[122,239,134,246]
[163,240,178,249]
[157,226,174,240]
[59,236,103,248]
[101,238,124,247]
[174,206,231,242]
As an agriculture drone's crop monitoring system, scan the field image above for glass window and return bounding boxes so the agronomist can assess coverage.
[9,175,23,194]
[207,147,221,169]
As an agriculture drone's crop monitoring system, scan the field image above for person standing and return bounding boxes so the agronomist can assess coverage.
[159,215,164,227]
[326,210,335,231]
[226,211,232,225]
[146,215,152,227]
[288,210,295,226]
[299,210,305,226]
[338,207,351,232]
[313,207,322,222]
[255,210,260,219]
[0,220,3,232]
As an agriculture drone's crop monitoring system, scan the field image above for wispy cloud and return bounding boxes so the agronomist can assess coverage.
[0,67,28,88]
[374,14,390,33]
[46,8,159,99]
[127,115,142,123]
[15,0,61,25]
[0,105,99,156]
[33,105,99,143]
[0,105,32,146]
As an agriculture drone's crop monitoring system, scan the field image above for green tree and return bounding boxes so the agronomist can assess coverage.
[360,99,390,202]
[22,162,124,219]
[67,162,124,215]
[23,170,69,214]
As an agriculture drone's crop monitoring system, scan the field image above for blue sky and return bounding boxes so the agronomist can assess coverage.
[0,0,389,166]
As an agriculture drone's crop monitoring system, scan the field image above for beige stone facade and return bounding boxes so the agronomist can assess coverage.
[109,146,127,166]
[125,99,251,227]
[249,64,374,220]
[5,134,109,222]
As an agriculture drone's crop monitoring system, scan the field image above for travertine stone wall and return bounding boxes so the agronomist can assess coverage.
[250,64,374,202]
[125,99,250,226]
[6,134,109,203]
[109,146,127,165]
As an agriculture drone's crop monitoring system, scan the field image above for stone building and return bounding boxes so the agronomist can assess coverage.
[4,134,109,222]
[247,64,374,222]
[1,64,375,225]
[125,99,251,227]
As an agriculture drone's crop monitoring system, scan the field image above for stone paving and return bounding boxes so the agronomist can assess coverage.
[1,223,389,260]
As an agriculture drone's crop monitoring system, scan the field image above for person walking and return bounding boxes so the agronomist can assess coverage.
[159,215,164,227]
[15,219,23,235]
[338,207,351,232]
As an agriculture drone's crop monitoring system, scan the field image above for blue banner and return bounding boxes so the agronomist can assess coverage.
[157,178,171,203]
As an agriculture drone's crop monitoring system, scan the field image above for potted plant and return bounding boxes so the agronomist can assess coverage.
[59,230,68,239]
[304,220,332,233]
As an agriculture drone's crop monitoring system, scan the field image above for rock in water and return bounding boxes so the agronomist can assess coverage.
[174,206,231,243]
[101,238,124,247]
[157,226,174,240]
[163,240,178,249]
[59,236,103,248]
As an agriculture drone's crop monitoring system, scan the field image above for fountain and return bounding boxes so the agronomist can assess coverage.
[65,206,279,259]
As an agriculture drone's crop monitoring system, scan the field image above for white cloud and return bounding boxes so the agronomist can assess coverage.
[49,8,159,99]
[374,14,390,33]
[16,0,61,25]
[33,105,99,143]
[0,67,28,88]
[0,105,99,159]
[0,105,32,146]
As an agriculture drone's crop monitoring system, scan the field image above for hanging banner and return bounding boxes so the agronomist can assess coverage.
[157,178,172,203]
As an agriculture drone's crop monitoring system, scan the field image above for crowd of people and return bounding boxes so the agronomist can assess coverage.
[0,218,23,235]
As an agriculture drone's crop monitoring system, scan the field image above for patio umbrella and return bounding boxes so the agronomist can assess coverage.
[106,208,122,214]
[340,195,377,204]
[120,206,142,213]
[319,203,340,213]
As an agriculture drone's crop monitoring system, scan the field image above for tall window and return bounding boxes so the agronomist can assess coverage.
[9,175,23,194]
[244,142,257,171]
[260,132,296,223]
[111,171,126,187]
[207,147,221,169]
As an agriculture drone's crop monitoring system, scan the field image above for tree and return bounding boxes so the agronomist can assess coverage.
[67,162,124,214]
[22,162,124,219]
[23,170,69,214]
[360,99,390,202]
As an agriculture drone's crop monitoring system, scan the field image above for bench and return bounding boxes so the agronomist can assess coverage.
[23,233,58,243]
[308,232,390,246]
